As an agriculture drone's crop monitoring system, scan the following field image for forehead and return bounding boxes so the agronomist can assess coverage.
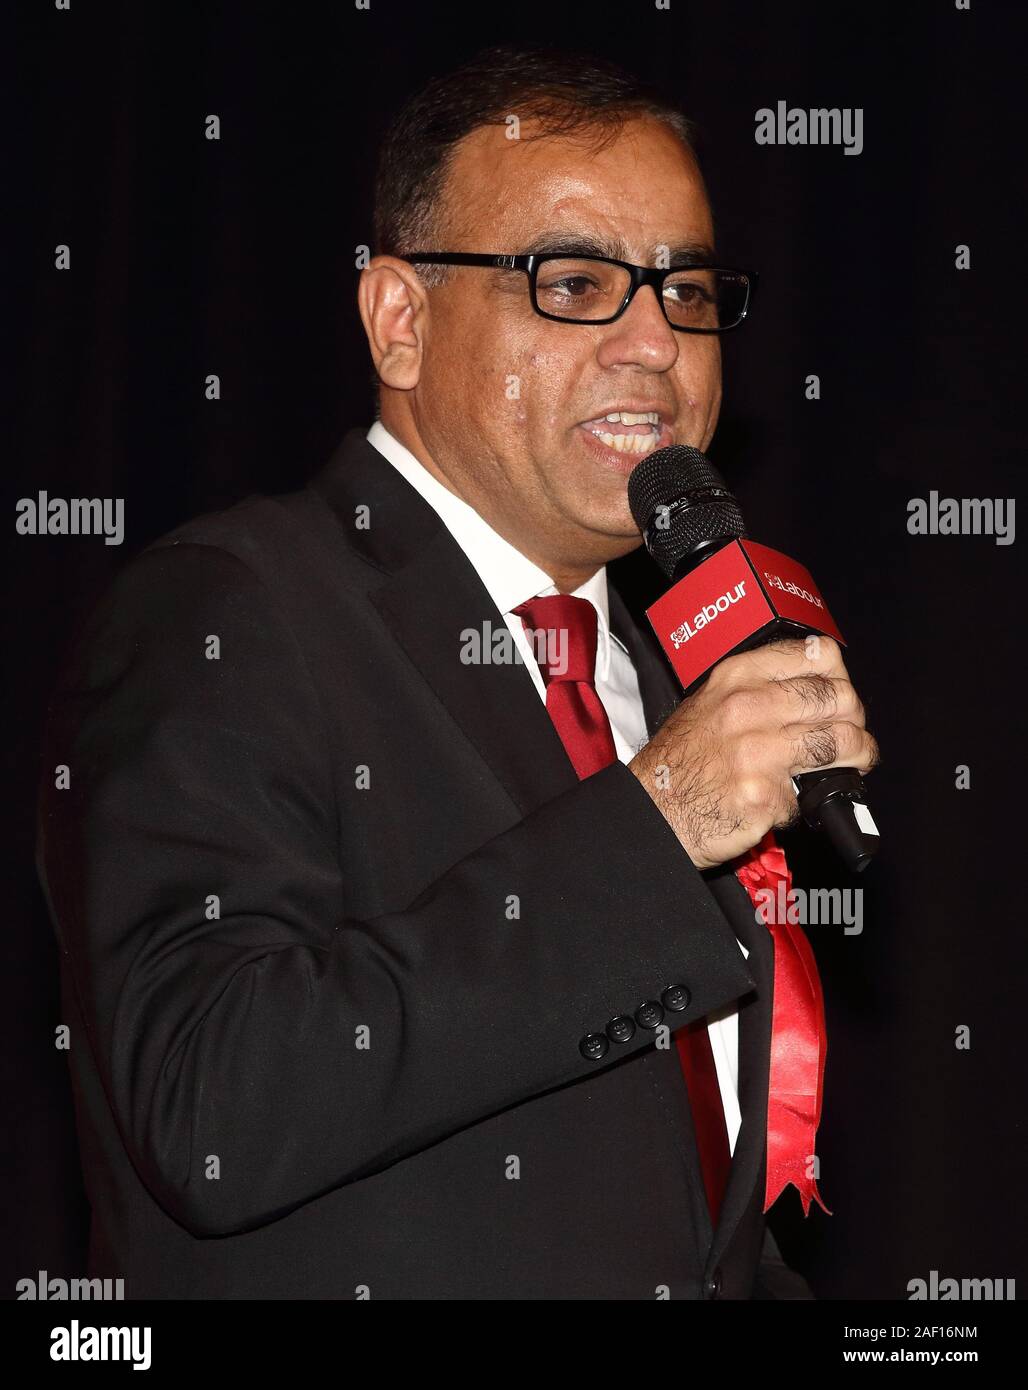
[441,116,714,260]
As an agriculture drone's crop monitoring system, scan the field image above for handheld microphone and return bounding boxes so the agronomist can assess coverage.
[627,444,880,873]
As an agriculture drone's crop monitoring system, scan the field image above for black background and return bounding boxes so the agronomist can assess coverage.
[5,0,1026,1300]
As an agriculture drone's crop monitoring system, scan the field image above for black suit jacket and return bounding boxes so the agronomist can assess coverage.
[37,426,813,1299]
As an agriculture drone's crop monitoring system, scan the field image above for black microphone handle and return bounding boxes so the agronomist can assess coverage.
[792,767,879,874]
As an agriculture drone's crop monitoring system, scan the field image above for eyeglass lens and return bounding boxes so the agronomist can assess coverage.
[533,258,748,329]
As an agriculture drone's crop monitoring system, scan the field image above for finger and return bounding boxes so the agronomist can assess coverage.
[785,721,879,775]
[753,634,847,678]
[768,673,864,726]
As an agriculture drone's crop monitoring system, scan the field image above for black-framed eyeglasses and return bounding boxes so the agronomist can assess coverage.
[399,252,758,333]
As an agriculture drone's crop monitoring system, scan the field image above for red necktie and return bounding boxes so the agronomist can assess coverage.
[511,594,616,779]
[512,593,731,1225]
[734,833,831,1216]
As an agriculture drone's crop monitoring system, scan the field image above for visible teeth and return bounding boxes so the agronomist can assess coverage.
[596,431,660,454]
[603,410,660,425]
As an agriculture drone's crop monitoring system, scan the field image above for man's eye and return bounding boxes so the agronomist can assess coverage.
[544,276,599,297]
[666,282,712,305]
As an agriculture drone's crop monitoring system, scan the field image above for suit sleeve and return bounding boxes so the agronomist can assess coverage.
[38,541,756,1237]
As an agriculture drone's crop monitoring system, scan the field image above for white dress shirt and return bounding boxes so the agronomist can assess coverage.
[366,420,747,1155]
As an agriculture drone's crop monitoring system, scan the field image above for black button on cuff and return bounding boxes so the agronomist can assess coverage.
[579,1032,609,1061]
[662,983,692,1013]
[635,1000,665,1029]
[606,1015,636,1044]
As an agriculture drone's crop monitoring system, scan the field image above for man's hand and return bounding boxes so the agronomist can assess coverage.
[628,636,879,870]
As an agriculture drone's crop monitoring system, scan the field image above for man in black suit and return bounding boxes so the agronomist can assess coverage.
[37,47,877,1299]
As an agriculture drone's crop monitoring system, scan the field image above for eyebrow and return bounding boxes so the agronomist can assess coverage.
[517,233,718,265]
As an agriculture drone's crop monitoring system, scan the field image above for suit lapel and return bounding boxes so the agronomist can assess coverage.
[308,428,581,816]
[607,581,681,737]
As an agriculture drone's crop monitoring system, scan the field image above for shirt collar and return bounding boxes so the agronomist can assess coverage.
[366,421,624,678]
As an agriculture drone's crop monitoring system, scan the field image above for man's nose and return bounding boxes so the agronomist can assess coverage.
[594,284,680,372]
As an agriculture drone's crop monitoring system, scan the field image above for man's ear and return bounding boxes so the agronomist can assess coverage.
[357,257,429,392]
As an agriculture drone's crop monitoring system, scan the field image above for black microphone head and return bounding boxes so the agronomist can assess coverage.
[628,444,746,580]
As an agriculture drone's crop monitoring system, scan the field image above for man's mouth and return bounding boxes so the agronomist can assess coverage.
[577,409,672,466]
